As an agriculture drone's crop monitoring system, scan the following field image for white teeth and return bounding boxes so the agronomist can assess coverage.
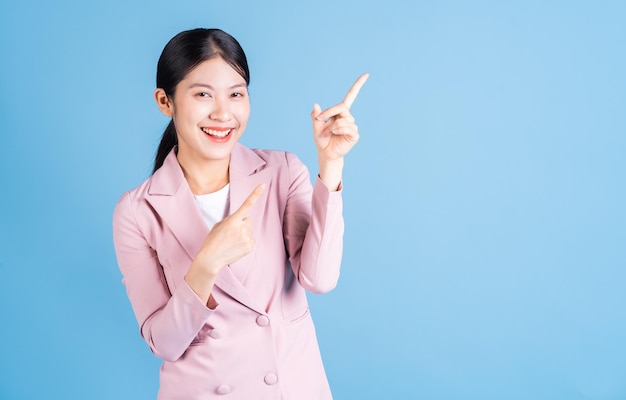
[201,128,231,137]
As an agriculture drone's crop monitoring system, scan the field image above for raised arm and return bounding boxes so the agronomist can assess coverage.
[311,73,369,190]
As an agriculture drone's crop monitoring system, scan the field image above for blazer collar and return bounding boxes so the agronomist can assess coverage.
[147,143,267,196]
[230,142,267,180]
[144,143,271,315]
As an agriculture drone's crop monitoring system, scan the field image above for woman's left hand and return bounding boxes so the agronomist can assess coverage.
[311,73,369,162]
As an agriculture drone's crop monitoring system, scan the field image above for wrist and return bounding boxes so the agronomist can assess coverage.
[185,264,218,306]
[318,157,344,191]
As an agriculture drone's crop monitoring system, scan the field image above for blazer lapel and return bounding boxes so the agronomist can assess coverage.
[227,144,272,284]
[145,150,208,261]
[145,147,269,315]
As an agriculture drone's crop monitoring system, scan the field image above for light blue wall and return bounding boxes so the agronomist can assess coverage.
[1,1,625,399]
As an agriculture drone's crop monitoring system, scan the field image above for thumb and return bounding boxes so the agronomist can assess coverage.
[311,103,324,131]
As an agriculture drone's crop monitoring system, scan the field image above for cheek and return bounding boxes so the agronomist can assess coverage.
[179,104,208,124]
[236,104,251,125]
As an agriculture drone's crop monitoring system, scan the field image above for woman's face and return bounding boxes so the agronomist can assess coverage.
[159,57,250,165]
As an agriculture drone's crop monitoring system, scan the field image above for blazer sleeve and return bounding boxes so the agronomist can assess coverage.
[283,152,344,293]
[112,191,214,362]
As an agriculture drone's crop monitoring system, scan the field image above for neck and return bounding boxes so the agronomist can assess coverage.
[177,153,230,195]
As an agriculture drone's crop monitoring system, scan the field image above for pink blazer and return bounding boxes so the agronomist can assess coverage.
[113,143,343,399]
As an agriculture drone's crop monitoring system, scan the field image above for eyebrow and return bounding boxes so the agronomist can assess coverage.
[188,83,247,90]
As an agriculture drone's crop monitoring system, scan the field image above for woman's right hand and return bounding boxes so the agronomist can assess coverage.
[185,183,265,306]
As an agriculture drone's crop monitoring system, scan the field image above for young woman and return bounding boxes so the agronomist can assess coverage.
[113,28,367,400]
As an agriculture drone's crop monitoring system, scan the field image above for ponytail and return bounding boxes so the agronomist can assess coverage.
[153,120,177,173]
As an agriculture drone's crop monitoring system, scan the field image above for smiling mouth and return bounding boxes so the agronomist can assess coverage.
[201,127,232,138]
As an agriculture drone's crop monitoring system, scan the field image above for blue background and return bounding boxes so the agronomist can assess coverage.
[1,1,625,399]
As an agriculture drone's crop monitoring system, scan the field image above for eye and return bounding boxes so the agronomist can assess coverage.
[197,92,211,98]
[231,92,244,98]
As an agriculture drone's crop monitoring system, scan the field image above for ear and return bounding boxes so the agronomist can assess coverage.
[154,88,174,117]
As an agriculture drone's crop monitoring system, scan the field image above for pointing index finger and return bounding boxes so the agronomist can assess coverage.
[233,183,266,218]
[342,73,369,109]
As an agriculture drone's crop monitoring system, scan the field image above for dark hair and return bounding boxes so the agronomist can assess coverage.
[153,28,250,173]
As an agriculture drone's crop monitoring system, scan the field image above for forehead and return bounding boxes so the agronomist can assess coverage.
[182,57,246,87]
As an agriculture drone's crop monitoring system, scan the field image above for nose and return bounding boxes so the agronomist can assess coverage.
[209,98,231,121]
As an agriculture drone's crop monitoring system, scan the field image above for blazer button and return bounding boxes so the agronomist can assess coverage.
[256,315,270,327]
[216,384,231,395]
[264,373,278,385]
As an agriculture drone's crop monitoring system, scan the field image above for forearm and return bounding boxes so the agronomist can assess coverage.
[114,193,215,362]
[142,281,215,361]
[298,178,344,292]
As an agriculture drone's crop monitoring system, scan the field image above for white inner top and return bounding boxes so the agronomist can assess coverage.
[194,184,230,230]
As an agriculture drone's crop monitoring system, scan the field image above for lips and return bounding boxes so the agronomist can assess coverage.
[201,127,232,138]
